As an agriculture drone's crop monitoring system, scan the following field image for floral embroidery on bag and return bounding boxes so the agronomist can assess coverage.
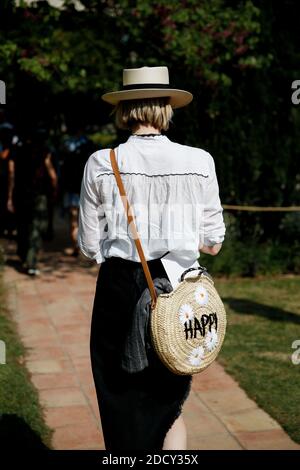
[194,286,208,306]
[179,304,194,325]
[188,346,205,366]
[205,329,218,352]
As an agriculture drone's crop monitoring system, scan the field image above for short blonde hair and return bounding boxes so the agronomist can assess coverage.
[114,97,173,131]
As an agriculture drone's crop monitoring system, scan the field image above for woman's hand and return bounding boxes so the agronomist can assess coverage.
[7,198,15,213]
[0,148,10,160]
[199,243,222,256]
[45,153,58,201]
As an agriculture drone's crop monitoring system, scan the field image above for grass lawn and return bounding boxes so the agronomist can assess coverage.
[0,271,52,449]
[216,275,300,444]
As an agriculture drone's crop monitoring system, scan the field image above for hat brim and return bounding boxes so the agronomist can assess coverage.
[101,88,193,109]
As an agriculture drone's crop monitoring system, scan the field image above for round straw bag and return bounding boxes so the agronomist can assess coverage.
[110,148,226,376]
[150,266,226,375]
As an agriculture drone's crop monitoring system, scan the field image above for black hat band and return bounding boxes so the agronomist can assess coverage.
[122,83,171,90]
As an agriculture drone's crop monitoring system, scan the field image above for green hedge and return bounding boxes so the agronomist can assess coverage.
[0,267,52,449]
[200,212,300,277]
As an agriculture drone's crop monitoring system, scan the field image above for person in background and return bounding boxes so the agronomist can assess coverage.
[40,130,58,243]
[7,128,58,276]
[60,126,95,257]
[0,109,15,238]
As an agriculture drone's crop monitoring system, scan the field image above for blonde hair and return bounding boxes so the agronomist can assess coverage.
[114,97,173,131]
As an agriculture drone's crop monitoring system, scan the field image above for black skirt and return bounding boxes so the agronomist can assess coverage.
[90,255,192,451]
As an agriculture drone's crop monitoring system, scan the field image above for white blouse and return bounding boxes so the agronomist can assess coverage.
[77,134,226,264]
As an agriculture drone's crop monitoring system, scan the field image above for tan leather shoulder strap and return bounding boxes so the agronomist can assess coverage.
[109,148,157,309]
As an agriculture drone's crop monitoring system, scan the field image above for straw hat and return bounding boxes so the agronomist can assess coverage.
[101,66,193,109]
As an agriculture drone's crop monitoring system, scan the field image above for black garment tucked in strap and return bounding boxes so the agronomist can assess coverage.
[121,277,173,374]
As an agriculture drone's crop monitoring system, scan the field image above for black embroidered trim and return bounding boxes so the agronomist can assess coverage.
[132,133,162,137]
[96,172,209,178]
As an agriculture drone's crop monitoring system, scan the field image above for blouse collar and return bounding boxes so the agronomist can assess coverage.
[128,134,169,143]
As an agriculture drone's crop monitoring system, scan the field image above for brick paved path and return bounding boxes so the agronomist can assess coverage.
[1,210,299,450]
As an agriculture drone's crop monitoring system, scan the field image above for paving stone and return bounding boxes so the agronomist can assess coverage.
[220,407,281,433]
[188,433,243,450]
[64,342,90,358]
[26,345,66,361]
[52,423,103,450]
[183,391,229,440]
[27,359,63,374]
[40,388,87,408]
[49,310,88,327]
[192,363,239,392]
[45,405,95,428]
[31,372,79,390]
[197,387,257,415]
[233,429,300,450]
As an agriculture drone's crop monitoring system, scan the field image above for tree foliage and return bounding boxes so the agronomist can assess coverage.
[0,0,269,102]
[0,0,299,264]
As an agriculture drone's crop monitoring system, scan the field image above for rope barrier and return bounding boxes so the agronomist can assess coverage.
[223,204,300,212]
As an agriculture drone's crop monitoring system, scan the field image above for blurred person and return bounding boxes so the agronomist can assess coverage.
[7,129,58,276]
[39,130,58,242]
[60,127,95,256]
[0,109,15,237]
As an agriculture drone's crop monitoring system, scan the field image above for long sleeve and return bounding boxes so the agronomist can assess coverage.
[77,155,107,264]
[201,153,226,247]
